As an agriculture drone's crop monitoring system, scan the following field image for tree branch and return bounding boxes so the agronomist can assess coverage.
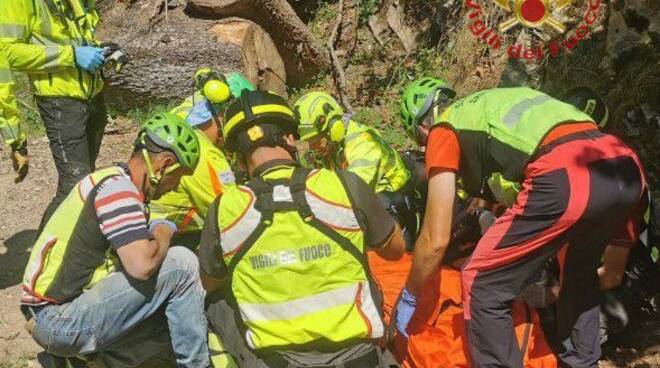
[327,0,354,112]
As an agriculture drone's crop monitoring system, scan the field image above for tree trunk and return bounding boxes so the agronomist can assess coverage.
[187,0,328,85]
[368,0,420,53]
[97,2,243,109]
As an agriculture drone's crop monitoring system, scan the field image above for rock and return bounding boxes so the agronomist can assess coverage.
[208,18,287,96]
[601,0,660,71]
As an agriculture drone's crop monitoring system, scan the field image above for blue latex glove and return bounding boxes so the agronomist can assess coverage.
[74,46,105,72]
[148,219,178,234]
[395,288,418,338]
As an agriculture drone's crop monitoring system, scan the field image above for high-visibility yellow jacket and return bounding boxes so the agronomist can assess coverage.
[168,91,204,119]
[148,98,236,234]
[214,164,384,349]
[0,51,24,148]
[332,120,411,193]
[0,0,104,101]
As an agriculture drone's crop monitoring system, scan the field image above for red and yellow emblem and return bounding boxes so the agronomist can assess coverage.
[494,0,572,33]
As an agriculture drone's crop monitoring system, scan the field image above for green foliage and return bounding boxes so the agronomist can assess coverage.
[0,354,36,368]
[122,102,178,127]
[358,0,380,25]
[309,2,338,39]
[288,72,332,106]
[406,48,449,80]
[13,73,44,136]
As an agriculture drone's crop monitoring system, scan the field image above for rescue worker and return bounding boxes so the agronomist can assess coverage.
[0,0,110,227]
[557,87,659,344]
[20,113,209,367]
[372,148,558,368]
[0,50,28,182]
[396,79,646,368]
[293,92,417,249]
[199,90,406,367]
[149,68,255,247]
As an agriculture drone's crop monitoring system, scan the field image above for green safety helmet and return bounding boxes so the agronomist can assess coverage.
[293,91,345,142]
[223,90,298,153]
[558,86,609,128]
[400,77,455,139]
[140,112,200,169]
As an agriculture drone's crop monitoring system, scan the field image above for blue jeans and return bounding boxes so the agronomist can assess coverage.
[30,247,209,368]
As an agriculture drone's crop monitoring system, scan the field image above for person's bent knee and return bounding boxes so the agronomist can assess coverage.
[164,246,200,278]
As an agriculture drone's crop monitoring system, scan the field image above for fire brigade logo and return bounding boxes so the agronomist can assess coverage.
[464,0,606,63]
[494,0,572,33]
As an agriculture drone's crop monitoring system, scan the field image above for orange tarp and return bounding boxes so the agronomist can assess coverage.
[368,253,558,368]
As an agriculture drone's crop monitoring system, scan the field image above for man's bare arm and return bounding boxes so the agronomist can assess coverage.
[116,224,173,281]
[405,170,456,295]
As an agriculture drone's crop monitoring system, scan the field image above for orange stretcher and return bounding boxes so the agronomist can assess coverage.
[368,253,558,368]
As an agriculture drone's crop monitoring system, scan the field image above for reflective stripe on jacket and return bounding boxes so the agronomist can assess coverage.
[0,0,103,99]
[216,165,384,349]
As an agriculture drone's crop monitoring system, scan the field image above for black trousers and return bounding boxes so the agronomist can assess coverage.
[36,95,107,229]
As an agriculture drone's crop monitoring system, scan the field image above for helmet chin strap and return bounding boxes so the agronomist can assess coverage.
[141,146,162,201]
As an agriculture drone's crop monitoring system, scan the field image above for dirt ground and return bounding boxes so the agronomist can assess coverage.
[0,123,658,367]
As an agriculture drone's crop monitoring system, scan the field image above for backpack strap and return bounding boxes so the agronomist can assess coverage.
[247,176,276,226]
[289,167,314,221]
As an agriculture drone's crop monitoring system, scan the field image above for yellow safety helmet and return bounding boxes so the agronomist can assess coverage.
[223,90,299,152]
[293,91,346,142]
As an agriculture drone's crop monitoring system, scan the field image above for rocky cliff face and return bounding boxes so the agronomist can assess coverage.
[599,0,659,188]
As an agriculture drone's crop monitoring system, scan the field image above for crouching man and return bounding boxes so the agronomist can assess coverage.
[19,113,209,368]
[199,90,406,367]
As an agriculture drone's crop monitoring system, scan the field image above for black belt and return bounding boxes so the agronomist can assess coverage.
[271,348,380,368]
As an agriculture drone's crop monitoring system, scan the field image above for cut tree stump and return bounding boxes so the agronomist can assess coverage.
[187,0,328,85]
[209,18,287,96]
[97,1,289,107]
